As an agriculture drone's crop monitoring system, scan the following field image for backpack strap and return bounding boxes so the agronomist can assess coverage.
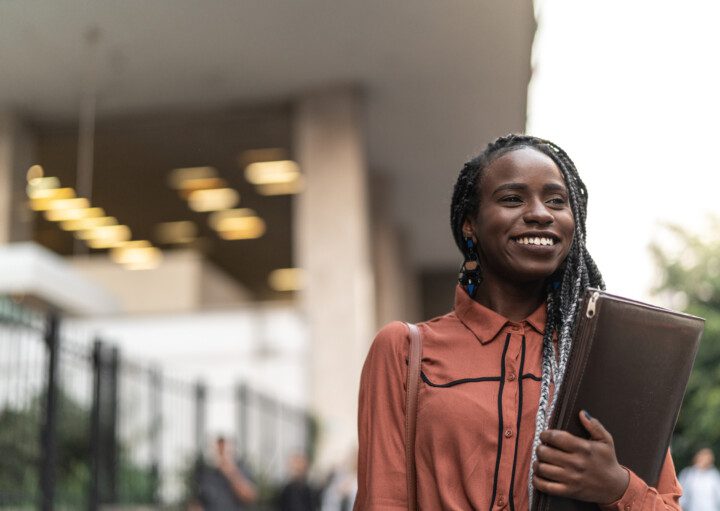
[404,322,423,511]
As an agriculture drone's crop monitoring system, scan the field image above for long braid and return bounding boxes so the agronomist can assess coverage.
[449,134,605,509]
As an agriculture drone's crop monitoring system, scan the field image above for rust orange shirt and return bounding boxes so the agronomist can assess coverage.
[355,285,682,510]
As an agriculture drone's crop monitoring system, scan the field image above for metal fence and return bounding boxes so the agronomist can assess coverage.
[0,296,312,510]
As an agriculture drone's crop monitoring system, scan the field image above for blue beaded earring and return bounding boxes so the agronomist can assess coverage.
[458,234,482,298]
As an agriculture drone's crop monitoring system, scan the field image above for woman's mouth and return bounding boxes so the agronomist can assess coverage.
[511,235,557,246]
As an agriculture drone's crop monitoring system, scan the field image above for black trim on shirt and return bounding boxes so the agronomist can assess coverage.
[508,336,527,511]
[415,372,540,388]
[420,372,501,388]
[489,333,511,511]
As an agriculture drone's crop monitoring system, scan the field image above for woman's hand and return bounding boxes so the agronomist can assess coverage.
[532,410,630,505]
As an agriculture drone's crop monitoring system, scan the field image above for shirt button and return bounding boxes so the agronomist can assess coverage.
[504,429,513,438]
[497,496,505,507]
[624,506,631,511]
[510,325,520,331]
[507,373,516,381]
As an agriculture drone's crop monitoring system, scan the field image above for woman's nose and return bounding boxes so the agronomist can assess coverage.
[523,200,554,225]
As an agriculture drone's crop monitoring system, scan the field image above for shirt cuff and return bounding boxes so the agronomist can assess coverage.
[599,467,644,511]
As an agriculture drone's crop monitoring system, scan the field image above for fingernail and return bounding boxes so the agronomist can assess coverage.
[583,410,592,420]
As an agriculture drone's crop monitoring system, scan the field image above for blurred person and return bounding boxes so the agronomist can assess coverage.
[679,448,720,510]
[355,135,683,510]
[196,435,258,511]
[321,452,357,511]
[277,452,318,511]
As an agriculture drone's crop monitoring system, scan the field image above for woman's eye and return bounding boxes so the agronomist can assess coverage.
[500,195,522,204]
[547,197,567,206]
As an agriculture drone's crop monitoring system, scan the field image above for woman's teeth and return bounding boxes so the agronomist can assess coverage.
[514,236,555,246]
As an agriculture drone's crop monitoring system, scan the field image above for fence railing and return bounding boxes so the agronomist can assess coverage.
[0,296,312,510]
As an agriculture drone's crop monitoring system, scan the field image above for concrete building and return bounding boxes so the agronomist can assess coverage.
[0,1,535,470]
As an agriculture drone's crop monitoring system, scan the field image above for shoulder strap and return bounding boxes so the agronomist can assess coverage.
[404,322,423,511]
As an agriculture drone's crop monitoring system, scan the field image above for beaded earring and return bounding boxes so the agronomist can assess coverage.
[458,234,482,298]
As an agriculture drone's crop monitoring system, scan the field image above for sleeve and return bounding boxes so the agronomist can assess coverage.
[353,321,410,511]
[599,450,682,511]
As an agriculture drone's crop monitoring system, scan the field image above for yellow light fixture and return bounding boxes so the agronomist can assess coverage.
[60,216,117,232]
[78,224,131,248]
[43,197,89,211]
[45,206,105,223]
[245,160,300,185]
[26,165,45,181]
[255,175,304,196]
[177,177,228,199]
[155,221,197,245]
[27,176,60,191]
[168,166,217,189]
[110,241,163,270]
[208,208,255,230]
[268,268,305,292]
[188,188,239,212]
[216,216,266,240]
[238,148,288,167]
[28,187,77,201]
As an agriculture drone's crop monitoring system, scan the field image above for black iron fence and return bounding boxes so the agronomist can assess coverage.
[0,296,313,510]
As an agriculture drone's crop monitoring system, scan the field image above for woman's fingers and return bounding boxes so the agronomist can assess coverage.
[535,443,578,469]
[539,429,591,455]
[533,460,572,482]
[579,410,613,443]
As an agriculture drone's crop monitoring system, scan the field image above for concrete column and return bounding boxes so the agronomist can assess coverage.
[0,112,37,244]
[293,88,375,469]
[371,175,421,327]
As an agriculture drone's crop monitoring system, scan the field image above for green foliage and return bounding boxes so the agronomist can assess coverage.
[0,388,157,507]
[651,219,720,470]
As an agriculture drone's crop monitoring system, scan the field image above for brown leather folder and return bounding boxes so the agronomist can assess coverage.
[532,288,704,511]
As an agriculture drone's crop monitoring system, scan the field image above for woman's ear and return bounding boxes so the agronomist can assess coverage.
[462,219,476,241]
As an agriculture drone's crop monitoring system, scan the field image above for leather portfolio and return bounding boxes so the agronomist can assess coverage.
[532,288,704,511]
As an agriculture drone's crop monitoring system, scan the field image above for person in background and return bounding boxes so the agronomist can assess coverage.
[196,436,258,511]
[277,453,317,511]
[321,453,357,511]
[679,448,720,511]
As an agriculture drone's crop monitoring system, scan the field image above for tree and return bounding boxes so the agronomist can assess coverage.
[650,219,720,470]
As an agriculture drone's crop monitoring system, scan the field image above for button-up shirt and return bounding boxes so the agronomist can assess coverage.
[355,285,682,510]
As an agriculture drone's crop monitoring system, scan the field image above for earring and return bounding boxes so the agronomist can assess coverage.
[459,234,482,298]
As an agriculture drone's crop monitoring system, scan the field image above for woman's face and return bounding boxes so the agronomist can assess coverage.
[465,147,575,284]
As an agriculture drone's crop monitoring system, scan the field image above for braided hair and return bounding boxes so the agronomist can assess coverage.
[450,134,605,504]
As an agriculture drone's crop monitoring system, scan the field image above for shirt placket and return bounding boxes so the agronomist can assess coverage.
[494,323,524,510]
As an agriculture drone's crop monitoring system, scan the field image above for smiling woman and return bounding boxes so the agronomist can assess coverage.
[354,134,682,511]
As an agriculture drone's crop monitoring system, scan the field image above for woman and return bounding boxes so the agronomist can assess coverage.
[354,135,682,510]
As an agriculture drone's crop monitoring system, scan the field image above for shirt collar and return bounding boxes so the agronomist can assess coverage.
[453,284,547,344]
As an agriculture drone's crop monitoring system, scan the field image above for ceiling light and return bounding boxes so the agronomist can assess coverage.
[78,225,131,248]
[27,176,60,191]
[245,160,300,185]
[37,197,90,214]
[28,187,77,201]
[155,221,197,245]
[239,148,288,167]
[216,216,266,240]
[208,208,254,230]
[60,216,117,232]
[45,206,105,222]
[110,241,162,270]
[26,165,44,181]
[255,175,304,196]
[188,188,239,212]
[268,268,305,292]
[177,177,228,198]
[27,177,62,204]
[168,166,217,189]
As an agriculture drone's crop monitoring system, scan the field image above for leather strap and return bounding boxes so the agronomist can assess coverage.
[404,322,423,511]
